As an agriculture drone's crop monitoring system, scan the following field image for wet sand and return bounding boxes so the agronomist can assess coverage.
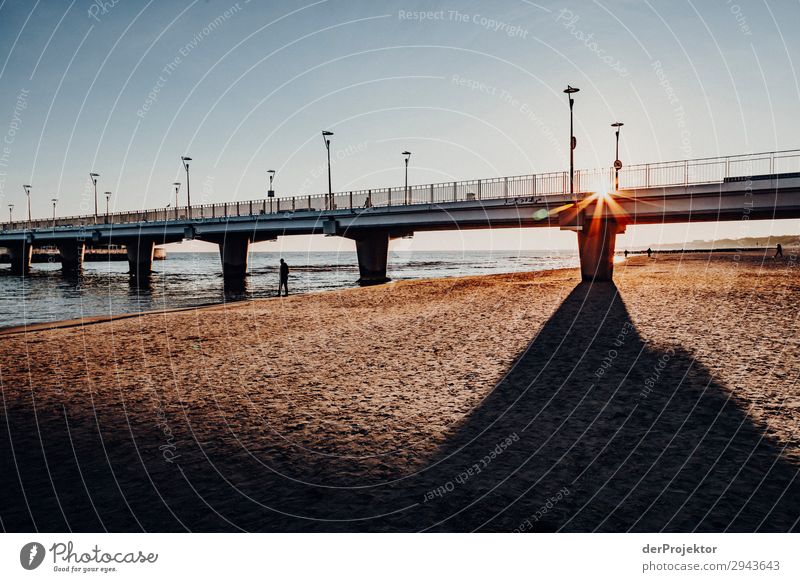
[1,251,798,532]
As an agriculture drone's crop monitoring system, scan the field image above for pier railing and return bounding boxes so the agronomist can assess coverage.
[3,148,800,232]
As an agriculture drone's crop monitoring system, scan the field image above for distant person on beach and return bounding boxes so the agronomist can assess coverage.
[279,258,289,296]
[624,249,629,258]
[647,247,652,258]
[775,243,783,258]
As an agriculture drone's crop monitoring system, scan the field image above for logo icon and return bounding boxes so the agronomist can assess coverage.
[20,542,46,570]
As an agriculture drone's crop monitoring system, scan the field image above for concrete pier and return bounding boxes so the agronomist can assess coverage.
[577,218,624,282]
[218,235,251,280]
[6,242,33,275]
[56,241,86,271]
[351,232,391,286]
[126,239,155,277]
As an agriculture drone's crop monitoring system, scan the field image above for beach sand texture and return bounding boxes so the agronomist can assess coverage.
[1,252,798,532]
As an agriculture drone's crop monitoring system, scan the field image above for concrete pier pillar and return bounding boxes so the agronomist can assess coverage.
[352,232,390,286]
[126,239,155,278]
[577,218,622,282]
[218,235,251,280]
[56,241,85,271]
[6,242,33,275]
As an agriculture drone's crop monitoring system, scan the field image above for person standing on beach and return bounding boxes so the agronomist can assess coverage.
[279,258,289,296]
[775,243,783,258]
[647,247,652,258]
[624,249,629,258]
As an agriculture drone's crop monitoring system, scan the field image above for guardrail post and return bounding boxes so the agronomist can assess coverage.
[249,201,253,215]
[349,191,353,210]
[308,195,311,210]
[453,181,457,202]
[477,179,482,200]
[292,197,296,211]
[646,164,650,188]
[504,177,508,198]
[430,184,434,203]
[388,187,391,207]
[684,160,688,185]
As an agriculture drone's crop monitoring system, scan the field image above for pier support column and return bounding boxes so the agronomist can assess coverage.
[350,231,391,286]
[577,218,624,282]
[125,239,155,278]
[6,242,33,275]
[56,241,85,271]
[218,235,251,280]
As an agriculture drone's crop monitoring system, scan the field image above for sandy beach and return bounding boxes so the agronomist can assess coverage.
[1,251,798,532]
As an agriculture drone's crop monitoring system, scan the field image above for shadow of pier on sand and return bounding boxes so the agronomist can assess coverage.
[400,282,800,532]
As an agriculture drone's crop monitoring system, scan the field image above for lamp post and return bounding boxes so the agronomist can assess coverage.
[23,184,32,225]
[322,131,334,211]
[267,169,275,197]
[402,151,411,204]
[89,172,100,222]
[104,191,111,222]
[611,122,624,191]
[8,203,13,225]
[181,156,192,218]
[172,182,181,220]
[51,198,58,228]
[563,85,579,199]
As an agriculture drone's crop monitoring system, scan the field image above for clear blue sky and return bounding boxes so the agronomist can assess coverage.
[0,0,798,251]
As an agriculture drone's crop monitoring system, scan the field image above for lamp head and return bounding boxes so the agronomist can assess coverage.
[90,172,100,177]
[402,150,411,157]
[267,169,276,175]
[181,156,192,161]
[611,122,624,128]
[563,85,580,94]
[322,130,333,136]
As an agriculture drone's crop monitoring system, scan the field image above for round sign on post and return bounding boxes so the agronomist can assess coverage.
[614,159,623,170]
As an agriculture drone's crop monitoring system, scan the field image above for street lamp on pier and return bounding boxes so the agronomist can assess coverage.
[172,182,181,220]
[563,85,580,199]
[322,131,334,211]
[181,156,192,218]
[8,203,13,225]
[611,122,624,191]
[402,151,411,204]
[89,172,100,222]
[51,198,58,228]
[104,192,112,222]
[267,169,275,198]
[23,184,32,225]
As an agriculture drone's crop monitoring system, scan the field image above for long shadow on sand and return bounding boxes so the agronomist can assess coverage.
[1,282,798,532]
[397,282,800,532]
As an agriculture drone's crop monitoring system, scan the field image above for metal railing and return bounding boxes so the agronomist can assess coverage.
[3,148,799,233]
